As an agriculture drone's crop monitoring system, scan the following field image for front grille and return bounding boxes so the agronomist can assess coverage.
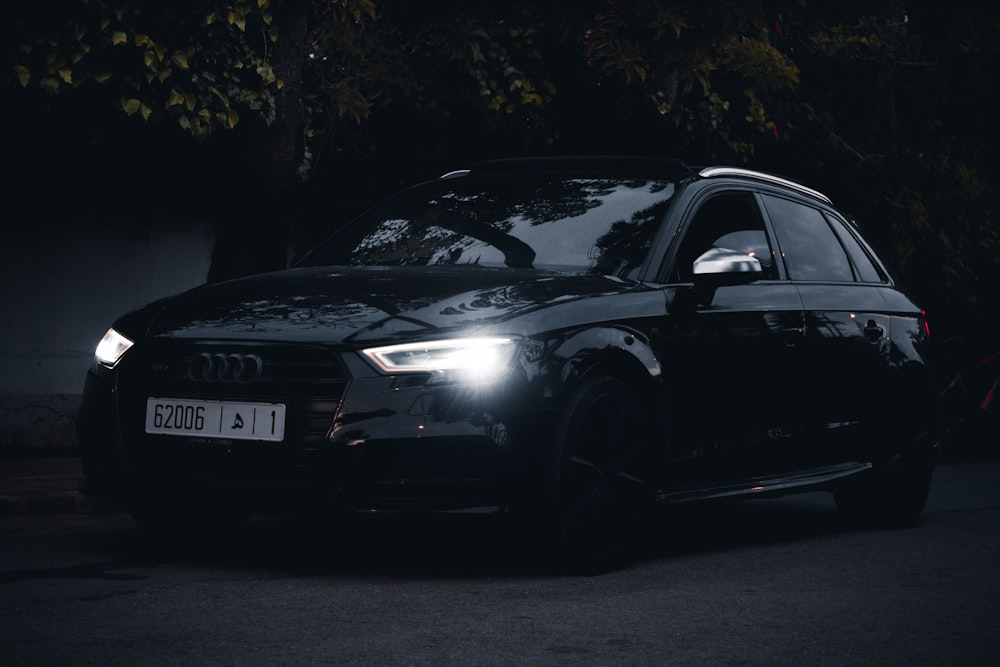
[114,340,350,482]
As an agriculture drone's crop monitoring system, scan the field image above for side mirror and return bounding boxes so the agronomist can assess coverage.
[691,247,762,304]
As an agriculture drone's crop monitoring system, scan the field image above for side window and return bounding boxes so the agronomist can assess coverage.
[761,194,853,282]
[827,214,885,283]
[670,192,777,282]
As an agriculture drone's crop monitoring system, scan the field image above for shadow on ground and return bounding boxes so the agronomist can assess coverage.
[71,490,857,578]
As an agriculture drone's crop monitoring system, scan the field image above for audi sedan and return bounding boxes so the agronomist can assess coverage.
[77,156,938,560]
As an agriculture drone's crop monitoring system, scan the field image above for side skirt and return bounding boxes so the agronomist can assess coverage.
[654,462,872,505]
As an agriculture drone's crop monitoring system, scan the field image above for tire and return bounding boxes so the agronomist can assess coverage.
[543,375,651,570]
[834,443,936,529]
[835,370,939,529]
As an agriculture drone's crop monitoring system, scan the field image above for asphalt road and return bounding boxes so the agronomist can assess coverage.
[2,462,999,666]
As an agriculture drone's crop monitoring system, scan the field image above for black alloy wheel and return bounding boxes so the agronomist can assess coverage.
[547,375,649,569]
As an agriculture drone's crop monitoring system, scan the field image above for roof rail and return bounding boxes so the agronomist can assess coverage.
[698,166,832,204]
[466,156,696,178]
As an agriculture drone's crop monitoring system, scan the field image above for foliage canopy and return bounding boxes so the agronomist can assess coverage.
[5,0,999,336]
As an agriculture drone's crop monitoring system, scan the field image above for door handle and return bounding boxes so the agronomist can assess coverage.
[781,327,804,347]
[863,320,885,343]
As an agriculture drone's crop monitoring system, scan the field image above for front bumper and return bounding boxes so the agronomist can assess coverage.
[76,343,542,515]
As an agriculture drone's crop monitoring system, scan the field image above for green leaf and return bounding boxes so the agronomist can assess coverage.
[122,98,141,115]
[15,65,30,87]
[227,8,246,32]
[39,77,60,94]
[171,51,189,70]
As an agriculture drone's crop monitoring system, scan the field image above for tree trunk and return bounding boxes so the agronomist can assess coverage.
[207,0,309,283]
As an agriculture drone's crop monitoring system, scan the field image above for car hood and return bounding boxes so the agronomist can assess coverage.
[142,265,639,345]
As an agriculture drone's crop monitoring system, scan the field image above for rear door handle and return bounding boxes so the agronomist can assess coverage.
[863,320,885,343]
[781,327,805,346]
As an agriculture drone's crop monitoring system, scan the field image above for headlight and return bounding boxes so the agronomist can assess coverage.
[94,328,134,368]
[362,337,519,381]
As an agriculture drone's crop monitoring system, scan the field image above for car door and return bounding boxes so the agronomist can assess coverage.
[658,189,809,485]
[759,192,891,465]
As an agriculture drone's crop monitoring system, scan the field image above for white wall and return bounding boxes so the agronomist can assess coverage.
[1,220,215,396]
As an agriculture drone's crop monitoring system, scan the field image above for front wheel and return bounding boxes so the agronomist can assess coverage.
[542,375,652,569]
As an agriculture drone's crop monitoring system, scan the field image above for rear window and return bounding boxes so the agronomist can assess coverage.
[827,215,885,283]
[762,194,854,282]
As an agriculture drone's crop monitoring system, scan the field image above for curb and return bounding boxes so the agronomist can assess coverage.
[0,490,87,517]
[0,456,95,517]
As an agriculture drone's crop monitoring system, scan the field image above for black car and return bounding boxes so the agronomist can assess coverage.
[77,156,938,558]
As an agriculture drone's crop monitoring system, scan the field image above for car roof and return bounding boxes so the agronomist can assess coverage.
[443,156,832,205]
[449,155,695,179]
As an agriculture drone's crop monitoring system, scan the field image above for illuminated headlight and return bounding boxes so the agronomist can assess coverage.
[94,328,134,368]
[362,337,519,381]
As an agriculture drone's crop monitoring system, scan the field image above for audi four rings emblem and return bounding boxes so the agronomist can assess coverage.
[188,353,264,384]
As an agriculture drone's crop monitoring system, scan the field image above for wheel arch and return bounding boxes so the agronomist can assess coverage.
[540,325,670,449]
[888,358,940,451]
[547,326,663,399]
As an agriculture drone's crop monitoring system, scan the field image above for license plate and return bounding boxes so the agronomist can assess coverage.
[145,398,286,442]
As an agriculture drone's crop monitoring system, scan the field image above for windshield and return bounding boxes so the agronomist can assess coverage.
[300,177,676,278]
